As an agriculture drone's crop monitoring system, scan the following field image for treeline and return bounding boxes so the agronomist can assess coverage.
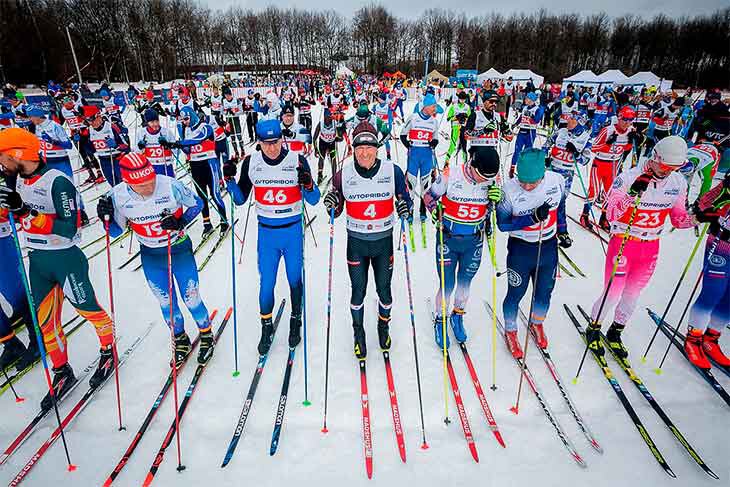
[1,1,728,87]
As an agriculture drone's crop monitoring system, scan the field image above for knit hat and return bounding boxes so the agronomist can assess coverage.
[119,153,156,185]
[256,119,282,141]
[526,92,538,103]
[516,148,546,183]
[144,108,159,122]
[420,94,444,114]
[352,122,379,148]
[0,128,40,161]
[179,106,198,126]
[470,147,500,179]
[281,103,295,115]
[356,104,370,119]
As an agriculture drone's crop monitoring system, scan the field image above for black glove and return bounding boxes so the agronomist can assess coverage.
[723,173,730,189]
[160,212,183,231]
[531,201,551,224]
[159,139,172,149]
[96,195,115,222]
[628,130,643,148]
[0,186,30,216]
[395,198,411,219]
[565,141,579,156]
[223,161,238,180]
[282,128,294,138]
[137,140,146,150]
[606,133,618,145]
[323,190,339,211]
[428,139,439,149]
[297,164,314,191]
[557,232,573,249]
[629,172,652,197]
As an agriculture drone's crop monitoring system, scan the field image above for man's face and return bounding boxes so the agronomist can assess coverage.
[282,113,294,126]
[0,153,21,176]
[225,93,233,101]
[90,115,104,129]
[354,145,377,169]
[30,116,45,126]
[130,179,156,197]
[483,99,496,112]
[422,105,436,117]
[260,139,283,159]
[148,120,160,131]
[567,117,578,130]
[518,179,542,192]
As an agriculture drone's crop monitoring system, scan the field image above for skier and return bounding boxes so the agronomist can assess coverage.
[444,91,472,167]
[464,90,512,153]
[422,147,502,347]
[322,122,412,357]
[585,136,697,357]
[496,148,569,358]
[222,119,320,354]
[205,85,223,120]
[96,153,215,365]
[136,108,176,177]
[545,110,591,200]
[684,175,730,368]
[580,106,636,230]
[59,94,99,185]
[280,104,313,156]
[85,105,131,187]
[0,128,116,410]
[177,106,227,236]
[650,95,683,147]
[682,143,720,198]
[26,105,75,179]
[313,110,340,185]
[400,94,442,225]
[296,87,314,132]
[222,86,244,159]
[371,92,396,160]
[510,92,545,177]
[242,89,260,142]
[100,89,123,127]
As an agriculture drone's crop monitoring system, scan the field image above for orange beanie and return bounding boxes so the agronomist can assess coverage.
[0,128,41,161]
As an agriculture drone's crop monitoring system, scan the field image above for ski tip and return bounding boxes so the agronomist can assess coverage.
[509,406,519,415]
[470,445,479,463]
[654,368,663,375]
[495,433,506,448]
[67,463,77,472]
[15,396,25,403]
[102,479,113,487]
[142,473,154,486]
[223,307,234,321]
[232,370,240,377]
[591,441,604,454]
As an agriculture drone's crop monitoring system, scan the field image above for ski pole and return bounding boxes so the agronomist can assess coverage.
[641,223,709,363]
[656,236,721,372]
[437,202,450,425]
[7,212,76,471]
[230,194,240,377]
[573,194,641,382]
[510,219,545,415]
[301,175,310,407]
[399,216,429,449]
[488,208,498,391]
[321,207,335,432]
[166,233,184,470]
[303,204,318,248]
[237,197,253,265]
[1,365,24,403]
[103,218,125,431]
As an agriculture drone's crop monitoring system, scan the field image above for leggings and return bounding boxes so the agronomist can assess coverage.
[190,158,226,226]
[434,232,483,317]
[317,140,337,178]
[347,234,393,328]
[256,222,303,318]
[688,236,730,332]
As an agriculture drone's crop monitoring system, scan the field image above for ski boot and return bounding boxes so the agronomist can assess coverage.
[605,322,628,359]
[40,364,77,411]
[198,329,215,364]
[219,220,230,235]
[579,212,593,230]
[80,209,90,227]
[353,324,367,359]
[289,314,302,348]
[316,172,324,186]
[450,308,467,343]
[703,328,730,367]
[201,220,215,239]
[434,315,450,349]
[598,212,610,232]
[15,338,40,371]
[504,330,523,359]
[585,322,605,357]
[377,316,391,350]
[172,332,192,368]
[0,335,27,371]
[684,328,711,369]
[386,151,391,161]
[257,317,274,355]
[89,347,115,389]
[530,323,548,349]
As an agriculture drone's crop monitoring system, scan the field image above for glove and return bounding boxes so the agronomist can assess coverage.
[106,137,117,149]
[531,201,551,224]
[160,212,183,231]
[297,164,314,191]
[222,160,238,180]
[565,141,579,156]
[606,133,618,145]
[323,190,339,211]
[557,232,573,249]
[158,137,168,146]
[629,172,652,197]
[395,198,411,219]
[402,139,411,149]
[137,140,146,150]
[487,185,503,203]
[40,133,54,144]
[282,128,294,138]
[428,139,439,149]
[96,195,115,222]
[73,133,80,142]
[723,173,730,189]
[0,186,30,216]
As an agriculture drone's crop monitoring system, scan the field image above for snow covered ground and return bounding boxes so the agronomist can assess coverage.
[1,100,728,487]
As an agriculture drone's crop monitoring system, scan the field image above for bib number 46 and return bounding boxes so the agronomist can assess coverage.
[262,189,288,204]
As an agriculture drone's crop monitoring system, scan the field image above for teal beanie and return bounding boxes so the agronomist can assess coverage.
[517,148,546,183]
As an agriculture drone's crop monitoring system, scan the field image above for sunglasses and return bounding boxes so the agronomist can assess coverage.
[619,117,635,122]
[652,159,683,172]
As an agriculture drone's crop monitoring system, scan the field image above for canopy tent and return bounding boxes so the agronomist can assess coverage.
[617,71,673,91]
[427,70,448,83]
[335,64,354,78]
[596,69,628,85]
[561,70,601,88]
[392,71,406,79]
[501,69,544,86]
[477,68,503,83]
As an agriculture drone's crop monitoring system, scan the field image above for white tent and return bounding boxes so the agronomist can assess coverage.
[335,63,354,78]
[618,71,672,91]
[561,70,601,88]
[596,69,628,84]
[502,69,544,86]
[477,68,503,83]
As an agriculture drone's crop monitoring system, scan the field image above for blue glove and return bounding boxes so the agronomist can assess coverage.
[40,133,54,144]
[106,137,117,149]
[73,133,80,142]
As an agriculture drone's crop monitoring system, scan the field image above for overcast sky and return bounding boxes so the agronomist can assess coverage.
[202,0,726,19]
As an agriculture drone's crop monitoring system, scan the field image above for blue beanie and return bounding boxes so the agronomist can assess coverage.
[100,89,110,98]
[526,92,538,103]
[256,119,282,141]
[25,105,45,118]
[421,94,444,114]
[516,148,546,183]
[144,108,159,122]
[179,106,199,126]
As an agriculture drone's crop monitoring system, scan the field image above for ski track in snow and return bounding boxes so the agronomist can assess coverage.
[1,100,727,487]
